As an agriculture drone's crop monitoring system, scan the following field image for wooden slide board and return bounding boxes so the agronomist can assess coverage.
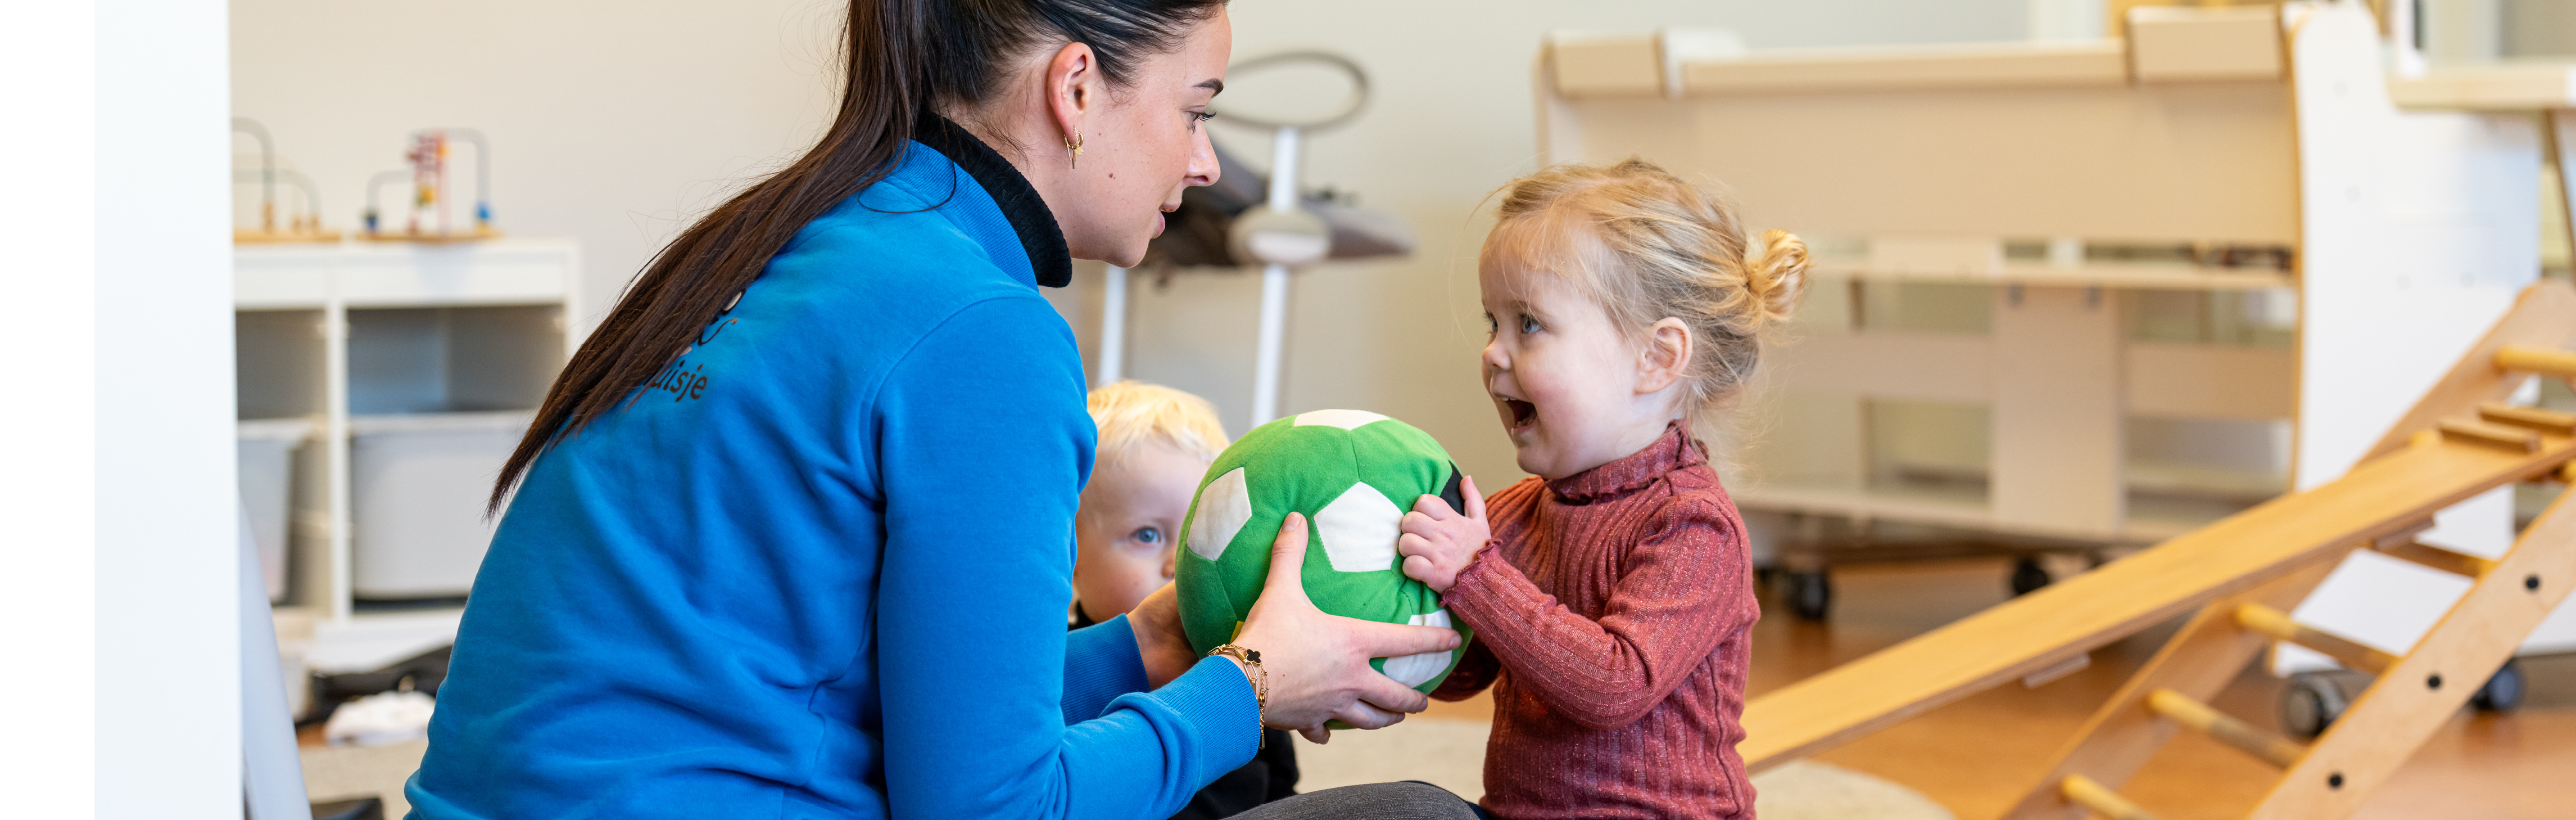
[1739,397,2576,768]
[1739,280,2576,771]
[1747,282,2576,820]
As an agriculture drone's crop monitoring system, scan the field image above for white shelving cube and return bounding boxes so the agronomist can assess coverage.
[235,237,582,624]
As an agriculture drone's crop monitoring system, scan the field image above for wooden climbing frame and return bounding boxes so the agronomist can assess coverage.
[1740,282,2576,820]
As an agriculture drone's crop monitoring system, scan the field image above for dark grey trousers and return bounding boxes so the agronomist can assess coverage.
[1228,781,1485,820]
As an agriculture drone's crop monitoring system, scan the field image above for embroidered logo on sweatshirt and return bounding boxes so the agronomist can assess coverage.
[646,317,739,403]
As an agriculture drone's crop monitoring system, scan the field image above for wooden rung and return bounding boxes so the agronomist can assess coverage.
[2144,688,2307,768]
[2062,774,2161,820]
[2496,344,2576,377]
[2233,604,2398,674]
[2439,418,2542,452]
[2478,403,2576,435]
[2375,540,2498,579]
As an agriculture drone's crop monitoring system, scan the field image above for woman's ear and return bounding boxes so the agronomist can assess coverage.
[1636,318,1691,395]
[1045,42,1101,148]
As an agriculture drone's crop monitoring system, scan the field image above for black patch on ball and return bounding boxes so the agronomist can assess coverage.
[1439,463,1466,514]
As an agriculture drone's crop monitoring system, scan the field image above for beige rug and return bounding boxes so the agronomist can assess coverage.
[300,718,1952,819]
[299,738,427,818]
[1296,717,1953,819]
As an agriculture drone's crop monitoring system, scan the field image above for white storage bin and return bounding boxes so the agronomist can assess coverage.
[239,418,313,603]
[350,411,531,599]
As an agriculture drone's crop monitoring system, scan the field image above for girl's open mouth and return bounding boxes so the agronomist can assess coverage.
[1502,398,1537,429]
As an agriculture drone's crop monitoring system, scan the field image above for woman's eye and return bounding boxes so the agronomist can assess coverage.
[1134,527,1162,544]
[1189,111,1215,130]
[1519,316,1542,335]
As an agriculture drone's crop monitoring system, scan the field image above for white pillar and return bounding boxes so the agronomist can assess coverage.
[7,0,246,816]
[1249,127,1303,428]
[1252,264,1292,426]
[1097,265,1128,387]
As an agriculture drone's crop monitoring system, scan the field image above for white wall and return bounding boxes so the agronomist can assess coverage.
[3,0,241,816]
[229,0,845,329]
[232,0,2029,488]
[1086,0,2030,486]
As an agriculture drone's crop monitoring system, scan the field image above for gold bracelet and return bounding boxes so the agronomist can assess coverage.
[1207,643,1267,748]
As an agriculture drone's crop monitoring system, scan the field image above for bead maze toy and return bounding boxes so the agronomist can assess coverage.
[1736,280,2576,819]
[231,118,341,243]
[362,128,500,242]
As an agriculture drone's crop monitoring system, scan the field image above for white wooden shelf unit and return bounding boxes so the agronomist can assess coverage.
[1539,1,2576,660]
[235,238,582,623]
[1538,2,2563,547]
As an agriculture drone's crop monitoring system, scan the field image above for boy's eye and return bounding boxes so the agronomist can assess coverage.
[1519,315,1542,335]
[1133,527,1162,544]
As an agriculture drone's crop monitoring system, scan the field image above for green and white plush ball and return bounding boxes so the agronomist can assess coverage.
[1176,409,1474,696]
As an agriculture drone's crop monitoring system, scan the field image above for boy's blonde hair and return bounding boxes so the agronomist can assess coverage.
[1488,157,1811,430]
[1088,380,1230,470]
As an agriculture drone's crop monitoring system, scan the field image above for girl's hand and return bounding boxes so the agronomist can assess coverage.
[1397,475,1489,593]
[1231,512,1463,741]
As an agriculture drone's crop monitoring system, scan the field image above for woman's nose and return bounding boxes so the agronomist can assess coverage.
[1186,128,1220,188]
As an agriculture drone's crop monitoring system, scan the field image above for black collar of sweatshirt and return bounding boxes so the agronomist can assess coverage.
[914,114,1075,289]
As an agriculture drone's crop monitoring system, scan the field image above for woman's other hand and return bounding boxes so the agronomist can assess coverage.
[1128,583,1201,689]
[1229,512,1462,744]
[1397,475,1489,593]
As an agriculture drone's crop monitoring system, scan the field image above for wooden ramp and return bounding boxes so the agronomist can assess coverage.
[1740,282,2576,819]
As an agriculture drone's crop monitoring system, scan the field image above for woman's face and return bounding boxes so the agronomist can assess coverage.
[1056,10,1231,266]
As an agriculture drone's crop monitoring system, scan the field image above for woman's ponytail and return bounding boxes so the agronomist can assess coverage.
[492,0,1225,511]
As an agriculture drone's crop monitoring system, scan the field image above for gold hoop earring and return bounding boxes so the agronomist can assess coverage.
[1066,131,1084,169]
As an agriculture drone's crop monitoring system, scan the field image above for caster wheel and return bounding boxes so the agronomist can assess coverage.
[2009,557,2052,597]
[1785,571,1832,621]
[2470,659,2525,713]
[2280,672,2348,740]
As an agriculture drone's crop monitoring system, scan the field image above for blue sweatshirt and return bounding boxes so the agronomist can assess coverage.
[405,119,1258,820]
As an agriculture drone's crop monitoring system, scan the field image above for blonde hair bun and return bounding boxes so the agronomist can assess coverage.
[1741,228,1811,334]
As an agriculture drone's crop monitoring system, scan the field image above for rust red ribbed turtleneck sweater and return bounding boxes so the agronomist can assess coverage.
[1433,422,1760,820]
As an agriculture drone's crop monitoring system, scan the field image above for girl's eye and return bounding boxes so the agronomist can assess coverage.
[1134,527,1162,544]
[1483,312,1498,334]
[1519,316,1542,335]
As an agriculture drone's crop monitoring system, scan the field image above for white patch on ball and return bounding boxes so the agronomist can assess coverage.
[1293,409,1389,430]
[1379,609,1455,688]
[1188,467,1253,561]
[1314,481,1402,573]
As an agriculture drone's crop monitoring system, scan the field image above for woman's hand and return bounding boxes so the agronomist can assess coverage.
[1231,512,1463,744]
[1127,583,1201,689]
[1397,475,1489,593]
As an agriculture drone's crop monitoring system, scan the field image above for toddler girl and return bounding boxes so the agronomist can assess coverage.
[1397,158,1807,819]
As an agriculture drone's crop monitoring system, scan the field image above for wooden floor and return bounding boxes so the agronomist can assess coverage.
[1423,556,2574,820]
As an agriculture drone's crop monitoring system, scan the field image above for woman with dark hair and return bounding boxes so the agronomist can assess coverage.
[402,2,1477,818]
